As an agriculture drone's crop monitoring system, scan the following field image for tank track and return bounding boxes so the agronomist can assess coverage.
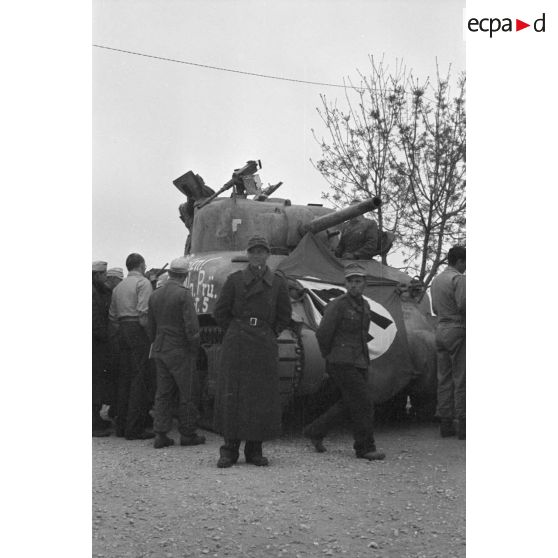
[277,327,304,407]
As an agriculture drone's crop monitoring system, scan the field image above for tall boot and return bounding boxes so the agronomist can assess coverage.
[154,432,175,449]
[92,404,111,436]
[440,418,456,438]
[217,439,240,468]
[245,441,269,467]
[457,418,466,440]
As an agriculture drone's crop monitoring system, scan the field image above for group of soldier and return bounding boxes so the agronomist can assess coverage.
[93,219,466,466]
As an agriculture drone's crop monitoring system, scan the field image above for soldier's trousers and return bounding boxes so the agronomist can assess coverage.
[304,364,376,456]
[116,322,155,436]
[153,348,200,437]
[435,325,466,420]
[92,340,108,405]
[92,339,109,429]
[106,326,121,418]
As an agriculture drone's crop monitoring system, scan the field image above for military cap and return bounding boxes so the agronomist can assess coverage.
[246,235,270,252]
[344,262,367,278]
[156,272,169,288]
[106,267,123,279]
[92,261,108,272]
[170,257,189,274]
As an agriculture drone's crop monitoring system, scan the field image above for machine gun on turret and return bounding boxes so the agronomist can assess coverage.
[197,160,262,209]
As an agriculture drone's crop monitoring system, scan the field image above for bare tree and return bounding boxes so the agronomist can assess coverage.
[312,58,466,284]
[311,56,408,264]
[395,68,466,286]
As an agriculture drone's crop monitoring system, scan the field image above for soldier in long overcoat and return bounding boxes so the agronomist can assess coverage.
[213,235,292,467]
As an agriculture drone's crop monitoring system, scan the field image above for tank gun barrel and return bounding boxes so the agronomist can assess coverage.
[300,197,381,236]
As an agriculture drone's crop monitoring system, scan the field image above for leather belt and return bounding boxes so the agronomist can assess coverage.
[118,316,140,322]
[236,317,266,327]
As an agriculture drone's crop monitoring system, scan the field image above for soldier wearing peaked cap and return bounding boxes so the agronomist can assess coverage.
[106,267,124,290]
[303,261,385,460]
[147,257,205,449]
[213,235,292,468]
[92,261,112,436]
[107,267,124,277]
[156,272,169,289]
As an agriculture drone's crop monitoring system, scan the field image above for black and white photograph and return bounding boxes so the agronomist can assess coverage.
[3,0,557,557]
[92,1,466,557]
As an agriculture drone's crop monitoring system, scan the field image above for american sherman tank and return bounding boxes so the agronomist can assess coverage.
[172,160,437,422]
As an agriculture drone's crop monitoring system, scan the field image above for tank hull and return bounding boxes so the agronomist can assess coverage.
[183,249,436,414]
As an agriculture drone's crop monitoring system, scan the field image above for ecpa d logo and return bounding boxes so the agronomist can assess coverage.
[468,13,545,37]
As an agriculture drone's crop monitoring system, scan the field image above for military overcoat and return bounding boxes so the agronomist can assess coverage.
[213,266,291,440]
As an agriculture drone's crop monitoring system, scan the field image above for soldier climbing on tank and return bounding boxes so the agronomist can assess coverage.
[334,198,394,260]
[174,171,215,254]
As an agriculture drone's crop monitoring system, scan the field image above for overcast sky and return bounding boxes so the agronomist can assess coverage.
[93,0,465,270]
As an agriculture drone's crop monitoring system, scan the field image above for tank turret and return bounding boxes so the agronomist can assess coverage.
[171,160,437,425]
[188,197,379,255]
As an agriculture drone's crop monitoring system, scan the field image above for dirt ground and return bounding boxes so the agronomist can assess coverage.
[93,423,465,558]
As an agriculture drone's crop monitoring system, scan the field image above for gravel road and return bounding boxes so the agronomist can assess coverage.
[93,423,465,558]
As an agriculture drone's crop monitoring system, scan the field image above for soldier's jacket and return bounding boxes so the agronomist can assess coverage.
[213,266,292,441]
[92,282,111,343]
[147,279,200,355]
[431,266,466,326]
[316,293,371,368]
[335,216,379,259]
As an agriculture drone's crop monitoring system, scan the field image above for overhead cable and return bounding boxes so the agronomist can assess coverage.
[93,44,367,91]
[93,44,456,105]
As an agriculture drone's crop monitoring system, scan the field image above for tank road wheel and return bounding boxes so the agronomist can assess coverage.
[277,329,303,420]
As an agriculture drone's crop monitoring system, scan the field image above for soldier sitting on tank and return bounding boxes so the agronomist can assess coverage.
[334,198,381,260]
[179,201,195,254]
